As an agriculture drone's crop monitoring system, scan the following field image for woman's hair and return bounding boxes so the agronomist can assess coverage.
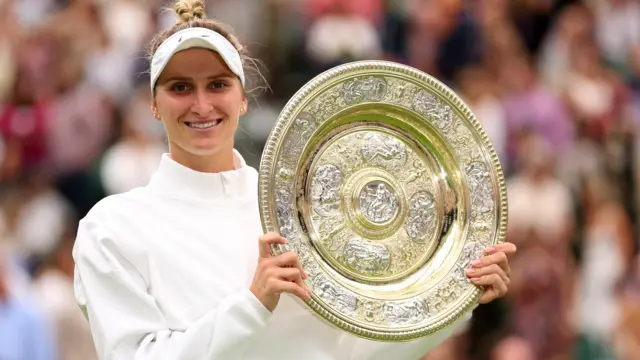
[147,0,266,93]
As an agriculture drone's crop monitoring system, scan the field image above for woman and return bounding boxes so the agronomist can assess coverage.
[72,1,517,359]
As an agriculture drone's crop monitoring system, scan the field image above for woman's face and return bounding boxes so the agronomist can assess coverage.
[152,48,246,165]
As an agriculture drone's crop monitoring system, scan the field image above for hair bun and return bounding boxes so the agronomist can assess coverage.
[175,0,206,23]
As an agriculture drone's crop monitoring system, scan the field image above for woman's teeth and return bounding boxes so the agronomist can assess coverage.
[186,120,220,129]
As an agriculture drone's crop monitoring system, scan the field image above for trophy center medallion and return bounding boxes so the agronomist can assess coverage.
[357,181,399,225]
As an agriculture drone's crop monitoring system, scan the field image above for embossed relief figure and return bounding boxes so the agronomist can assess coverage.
[384,299,429,327]
[275,188,294,238]
[362,132,407,169]
[343,76,388,104]
[311,164,342,216]
[407,192,437,241]
[466,162,494,213]
[343,238,391,275]
[360,183,398,223]
[71,1,517,359]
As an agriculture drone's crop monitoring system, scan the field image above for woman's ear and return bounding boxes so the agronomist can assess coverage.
[150,101,160,121]
[240,97,248,116]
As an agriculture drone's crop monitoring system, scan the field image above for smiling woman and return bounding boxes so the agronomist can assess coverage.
[71,0,517,359]
[152,48,246,172]
[147,3,251,173]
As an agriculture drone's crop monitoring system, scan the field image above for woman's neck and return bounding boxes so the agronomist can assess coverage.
[168,144,236,173]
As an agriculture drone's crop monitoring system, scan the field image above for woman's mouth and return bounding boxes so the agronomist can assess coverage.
[185,119,222,130]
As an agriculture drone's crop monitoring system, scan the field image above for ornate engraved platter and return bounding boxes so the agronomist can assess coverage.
[258,60,507,341]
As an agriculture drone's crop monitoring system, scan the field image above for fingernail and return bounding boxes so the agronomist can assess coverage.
[485,246,496,254]
[304,271,310,279]
[471,277,481,283]
[472,259,482,267]
[466,268,475,275]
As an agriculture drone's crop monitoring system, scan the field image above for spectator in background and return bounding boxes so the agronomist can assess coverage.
[587,0,640,75]
[7,171,74,272]
[575,172,635,358]
[562,40,625,144]
[0,245,57,360]
[507,131,575,258]
[99,85,166,195]
[538,3,594,94]
[306,0,383,25]
[455,65,507,164]
[305,0,382,71]
[508,228,575,360]
[615,256,640,360]
[0,29,57,183]
[406,0,483,84]
[0,190,32,297]
[490,336,536,360]
[505,131,578,360]
[499,54,575,171]
[33,225,98,360]
[0,0,17,103]
[629,45,640,95]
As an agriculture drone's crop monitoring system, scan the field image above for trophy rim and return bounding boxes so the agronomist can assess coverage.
[258,60,508,341]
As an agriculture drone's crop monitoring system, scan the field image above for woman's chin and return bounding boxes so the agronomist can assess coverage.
[188,140,227,156]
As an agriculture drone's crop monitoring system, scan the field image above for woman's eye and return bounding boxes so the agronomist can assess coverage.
[211,81,227,89]
[171,83,191,92]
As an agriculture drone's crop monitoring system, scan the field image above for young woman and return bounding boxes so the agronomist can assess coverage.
[72,1,517,359]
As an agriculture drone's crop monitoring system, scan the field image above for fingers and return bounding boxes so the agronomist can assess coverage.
[267,278,310,301]
[466,264,509,286]
[252,234,312,312]
[471,274,508,303]
[484,242,517,256]
[270,251,308,279]
[271,267,308,290]
[478,288,500,304]
[258,232,286,258]
[472,251,510,276]
[469,246,514,304]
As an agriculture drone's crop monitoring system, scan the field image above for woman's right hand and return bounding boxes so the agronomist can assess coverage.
[249,232,311,312]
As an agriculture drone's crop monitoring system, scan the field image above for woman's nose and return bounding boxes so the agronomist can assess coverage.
[191,90,213,116]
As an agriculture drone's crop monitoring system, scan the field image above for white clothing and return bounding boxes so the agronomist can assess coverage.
[15,188,74,258]
[506,175,574,242]
[577,231,624,341]
[587,0,640,64]
[73,150,471,360]
[306,15,382,64]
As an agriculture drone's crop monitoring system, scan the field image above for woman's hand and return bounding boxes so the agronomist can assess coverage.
[250,232,311,312]
[465,242,517,304]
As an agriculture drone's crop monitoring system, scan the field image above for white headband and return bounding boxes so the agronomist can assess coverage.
[150,27,245,93]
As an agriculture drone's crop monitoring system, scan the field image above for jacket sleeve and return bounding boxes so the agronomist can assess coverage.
[73,217,272,360]
[341,308,474,360]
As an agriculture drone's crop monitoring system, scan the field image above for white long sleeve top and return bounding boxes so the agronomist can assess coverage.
[73,150,472,360]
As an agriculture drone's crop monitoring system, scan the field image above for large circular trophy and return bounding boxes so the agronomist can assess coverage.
[258,61,507,341]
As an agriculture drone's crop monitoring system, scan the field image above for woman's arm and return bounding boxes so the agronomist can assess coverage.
[73,217,272,360]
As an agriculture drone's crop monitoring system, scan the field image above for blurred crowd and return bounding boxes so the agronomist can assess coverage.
[1,0,640,359]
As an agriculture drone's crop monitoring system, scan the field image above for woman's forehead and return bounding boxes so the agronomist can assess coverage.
[159,49,234,80]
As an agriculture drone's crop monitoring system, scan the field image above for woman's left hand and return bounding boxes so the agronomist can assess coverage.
[465,242,517,304]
